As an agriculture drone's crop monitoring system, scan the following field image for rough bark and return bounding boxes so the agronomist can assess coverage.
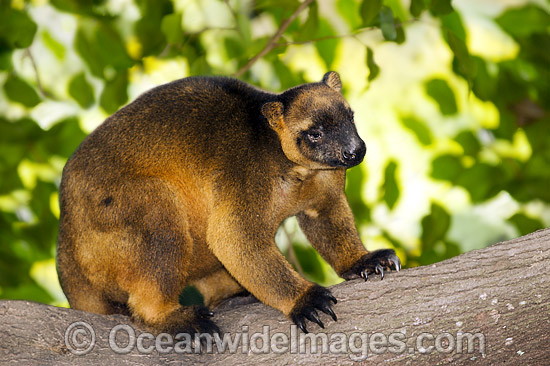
[1,229,549,365]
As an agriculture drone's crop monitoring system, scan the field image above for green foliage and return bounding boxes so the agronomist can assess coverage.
[382,160,399,209]
[410,0,427,18]
[417,202,461,265]
[429,0,454,16]
[135,0,173,56]
[99,71,129,114]
[360,0,383,26]
[379,6,397,41]
[292,243,328,284]
[346,166,371,225]
[3,74,41,107]
[75,21,133,80]
[401,116,433,145]
[425,78,457,115]
[42,31,66,60]
[366,46,380,82]
[421,202,450,251]
[0,0,548,304]
[509,213,544,236]
[496,5,550,38]
[161,13,184,45]
[68,73,95,109]
[0,8,37,49]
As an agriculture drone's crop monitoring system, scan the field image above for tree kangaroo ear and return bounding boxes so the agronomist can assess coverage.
[322,71,342,93]
[261,101,285,130]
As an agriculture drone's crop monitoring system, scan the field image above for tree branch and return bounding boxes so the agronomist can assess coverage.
[1,228,549,365]
[24,48,50,99]
[233,0,315,78]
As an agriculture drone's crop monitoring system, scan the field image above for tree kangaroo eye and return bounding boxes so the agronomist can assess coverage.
[307,131,323,142]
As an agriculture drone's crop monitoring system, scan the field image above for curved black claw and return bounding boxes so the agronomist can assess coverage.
[391,257,401,272]
[376,265,384,279]
[198,308,215,318]
[295,318,308,333]
[192,307,221,351]
[194,306,221,335]
[319,303,337,322]
[305,310,324,329]
[289,285,338,333]
[341,249,401,281]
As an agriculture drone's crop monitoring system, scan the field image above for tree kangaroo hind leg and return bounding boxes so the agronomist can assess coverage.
[112,178,219,335]
[191,268,246,308]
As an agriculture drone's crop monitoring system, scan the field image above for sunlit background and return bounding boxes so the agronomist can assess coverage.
[1,0,549,307]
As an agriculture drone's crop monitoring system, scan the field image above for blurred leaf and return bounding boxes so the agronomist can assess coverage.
[293,243,326,284]
[507,177,550,203]
[455,130,481,156]
[337,0,361,29]
[224,36,245,60]
[524,118,550,155]
[0,214,29,285]
[75,21,133,79]
[0,117,43,143]
[236,12,252,47]
[0,8,37,49]
[134,0,172,56]
[385,0,408,22]
[15,180,59,255]
[297,2,319,41]
[346,166,371,224]
[471,56,497,101]
[315,20,338,68]
[0,281,54,303]
[0,49,13,71]
[457,163,503,202]
[179,285,204,306]
[431,154,462,181]
[50,0,108,17]
[394,19,406,44]
[99,71,128,114]
[430,0,454,16]
[440,11,466,41]
[381,230,406,252]
[161,13,183,45]
[95,23,134,70]
[40,117,88,158]
[255,0,300,11]
[379,6,397,41]
[74,26,104,78]
[421,202,450,251]
[410,0,428,17]
[446,30,477,84]
[509,213,544,236]
[42,31,66,60]
[360,0,383,26]
[425,78,458,115]
[401,116,432,145]
[366,46,380,82]
[4,74,41,108]
[190,56,212,75]
[293,3,336,67]
[382,160,399,210]
[68,72,95,109]
[273,59,305,89]
[0,124,27,192]
[496,5,550,38]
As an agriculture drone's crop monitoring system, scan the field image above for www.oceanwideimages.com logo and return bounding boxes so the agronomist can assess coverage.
[64,321,486,361]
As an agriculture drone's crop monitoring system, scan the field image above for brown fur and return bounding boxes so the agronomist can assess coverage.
[57,71,399,334]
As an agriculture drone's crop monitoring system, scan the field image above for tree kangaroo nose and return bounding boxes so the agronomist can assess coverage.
[342,139,366,162]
